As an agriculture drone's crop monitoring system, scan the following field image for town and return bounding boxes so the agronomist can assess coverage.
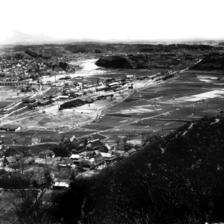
[0,48,182,190]
[1,1,224,223]
[0,42,222,193]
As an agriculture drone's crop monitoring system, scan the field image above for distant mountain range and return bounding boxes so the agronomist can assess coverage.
[1,31,224,46]
[0,31,58,46]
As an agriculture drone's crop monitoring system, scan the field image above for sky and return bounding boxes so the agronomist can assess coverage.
[0,0,224,44]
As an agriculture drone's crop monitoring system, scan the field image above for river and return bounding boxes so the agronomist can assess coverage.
[41,58,106,83]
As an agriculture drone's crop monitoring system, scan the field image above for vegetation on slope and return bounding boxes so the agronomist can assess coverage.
[191,53,224,70]
[96,53,182,69]
[53,115,224,224]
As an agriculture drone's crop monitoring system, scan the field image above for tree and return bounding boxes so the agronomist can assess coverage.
[14,189,57,224]
[53,137,73,157]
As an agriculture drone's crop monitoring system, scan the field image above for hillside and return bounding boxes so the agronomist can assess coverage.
[95,44,217,70]
[191,53,224,70]
[53,115,224,224]
[96,53,187,69]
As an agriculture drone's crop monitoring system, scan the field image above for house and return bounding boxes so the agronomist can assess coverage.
[0,158,4,167]
[88,139,108,152]
[0,125,20,132]
[5,156,17,166]
[70,154,81,160]
[34,158,48,165]
[23,157,34,165]
[15,126,21,132]
[34,157,54,165]
[52,180,69,190]
[39,150,55,159]
[32,137,41,145]
[0,140,3,150]
[128,148,137,155]
[79,160,94,170]
[100,152,112,158]
[70,135,77,143]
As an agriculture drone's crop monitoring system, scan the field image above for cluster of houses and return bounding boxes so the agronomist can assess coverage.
[0,52,146,190]
[0,135,140,189]
[0,54,76,88]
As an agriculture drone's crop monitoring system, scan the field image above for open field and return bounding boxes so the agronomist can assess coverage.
[80,69,224,143]
[0,57,167,137]
[1,68,223,147]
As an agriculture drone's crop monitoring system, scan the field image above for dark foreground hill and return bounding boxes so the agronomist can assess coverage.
[52,116,224,224]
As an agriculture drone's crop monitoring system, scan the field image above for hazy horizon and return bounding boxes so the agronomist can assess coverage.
[1,0,224,45]
[1,37,224,47]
